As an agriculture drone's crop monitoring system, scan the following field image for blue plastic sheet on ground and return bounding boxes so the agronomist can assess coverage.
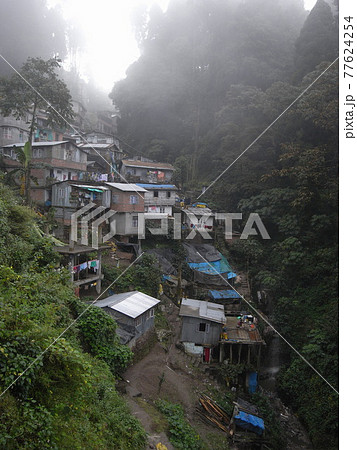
[234,411,265,436]
[208,290,242,300]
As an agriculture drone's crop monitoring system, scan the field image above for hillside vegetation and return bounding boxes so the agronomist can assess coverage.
[110,1,339,447]
[0,182,146,449]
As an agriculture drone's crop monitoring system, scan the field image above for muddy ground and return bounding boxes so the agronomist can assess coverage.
[118,296,312,450]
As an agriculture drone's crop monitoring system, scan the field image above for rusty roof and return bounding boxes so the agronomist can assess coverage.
[221,316,263,344]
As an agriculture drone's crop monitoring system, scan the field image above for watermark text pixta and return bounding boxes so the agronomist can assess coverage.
[71,204,270,248]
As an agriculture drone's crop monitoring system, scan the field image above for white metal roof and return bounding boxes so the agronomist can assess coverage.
[72,184,109,191]
[186,207,213,216]
[105,182,147,192]
[179,298,226,324]
[79,143,114,149]
[95,291,160,318]
[3,141,69,148]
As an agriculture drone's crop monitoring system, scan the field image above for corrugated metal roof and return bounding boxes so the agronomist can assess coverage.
[72,184,109,191]
[222,316,264,343]
[122,159,174,170]
[94,291,160,318]
[179,298,226,324]
[136,183,178,190]
[3,141,69,147]
[105,182,147,192]
[209,290,242,300]
[186,207,213,215]
[79,143,114,149]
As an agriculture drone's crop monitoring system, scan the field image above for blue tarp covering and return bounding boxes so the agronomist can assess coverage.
[209,289,242,300]
[248,371,258,394]
[187,254,236,277]
[136,183,177,189]
[234,411,265,436]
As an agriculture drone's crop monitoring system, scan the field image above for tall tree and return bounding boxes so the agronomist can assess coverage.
[0,57,74,203]
[294,0,338,81]
[0,0,67,76]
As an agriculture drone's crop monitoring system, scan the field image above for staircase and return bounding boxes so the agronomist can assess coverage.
[236,272,251,302]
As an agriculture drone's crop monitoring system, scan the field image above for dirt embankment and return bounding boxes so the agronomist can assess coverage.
[120,296,312,450]
[119,298,229,449]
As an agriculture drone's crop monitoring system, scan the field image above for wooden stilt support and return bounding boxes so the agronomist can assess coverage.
[219,343,224,363]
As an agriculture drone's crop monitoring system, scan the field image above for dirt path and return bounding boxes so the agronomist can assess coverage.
[121,300,227,449]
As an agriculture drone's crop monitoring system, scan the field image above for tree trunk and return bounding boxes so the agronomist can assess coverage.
[24,101,37,205]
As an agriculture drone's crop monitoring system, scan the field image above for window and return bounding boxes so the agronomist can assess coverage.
[160,207,165,213]
[199,323,206,332]
[32,148,44,158]
[198,322,209,333]
[167,191,171,198]
[153,191,159,198]
[135,316,142,327]
[19,130,25,142]
[2,148,16,159]
[132,215,138,228]
[130,195,138,204]
[150,309,154,318]
[2,127,12,139]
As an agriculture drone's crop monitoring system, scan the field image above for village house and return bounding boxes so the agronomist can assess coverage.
[105,182,147,243]
[94,291,160,346]
[120,158,174,183]
[218,315,264,370]
[88,110,118,136]
[78,142,123,179]
[33,109,66,142]
[179,298,226,363]
[1,140,87,204]
[51,181,111,238]
[136,183,178,215]
[80,130,120,148]
[183,203,214,236]
[54,244,110,295]
[0,114,29,147]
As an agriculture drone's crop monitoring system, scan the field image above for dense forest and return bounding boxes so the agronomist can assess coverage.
[110,0,339,448]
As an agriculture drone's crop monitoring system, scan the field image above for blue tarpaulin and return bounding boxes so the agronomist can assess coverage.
[187,254,236,277]
[248,371,258,394]
[136,183,177,189]
[234,411,265,436]
[208,290,242,300]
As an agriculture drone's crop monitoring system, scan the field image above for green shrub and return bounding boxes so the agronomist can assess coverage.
[155,400,203,450]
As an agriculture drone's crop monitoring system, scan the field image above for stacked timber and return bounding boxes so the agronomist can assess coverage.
[196,394,230,432]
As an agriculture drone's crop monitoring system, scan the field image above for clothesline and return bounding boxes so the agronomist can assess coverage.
[72,259,99,274]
